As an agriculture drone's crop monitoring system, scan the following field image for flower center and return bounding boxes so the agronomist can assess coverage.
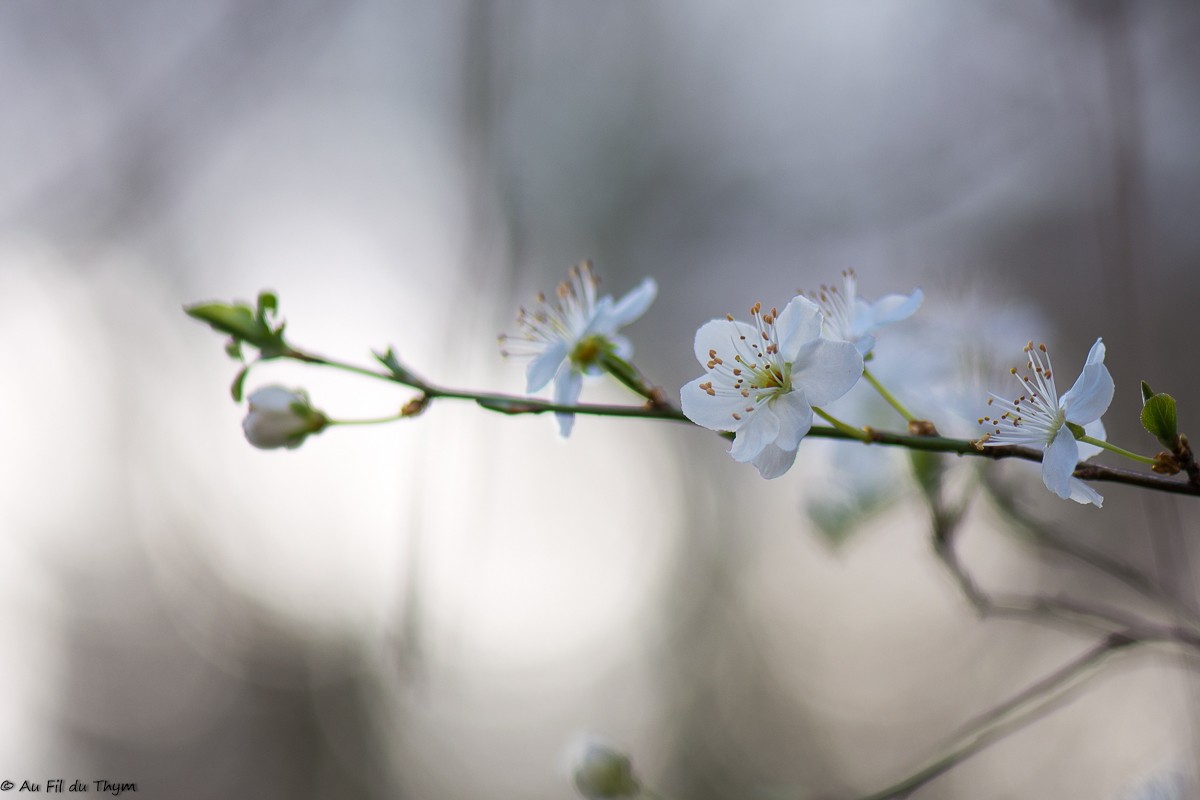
[570,334,612,369]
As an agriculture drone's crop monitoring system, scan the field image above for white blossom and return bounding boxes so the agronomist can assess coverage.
[242,386,326,450]
[681,296,863,479]
[500,261,656,436]
[809,270,922,355]
[980,339,1113,507]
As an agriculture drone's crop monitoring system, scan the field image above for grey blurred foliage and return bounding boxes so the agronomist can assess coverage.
[3,2,1200,799]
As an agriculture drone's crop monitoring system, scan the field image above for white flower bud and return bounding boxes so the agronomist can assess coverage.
[571,738,640,800]
[242,386,326,450]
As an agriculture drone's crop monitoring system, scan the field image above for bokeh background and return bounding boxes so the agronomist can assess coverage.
[2,2,1199,798]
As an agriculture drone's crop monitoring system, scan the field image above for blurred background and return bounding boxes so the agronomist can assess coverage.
[1,2,1199,798]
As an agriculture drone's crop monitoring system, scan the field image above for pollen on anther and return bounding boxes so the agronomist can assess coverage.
[731,412,742,421]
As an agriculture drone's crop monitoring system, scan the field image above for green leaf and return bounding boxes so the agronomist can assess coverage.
[224,337,244,362]
[1141,381,1155,405]
[256,290,278,322]
[230,365,250,402]
[373,347,417,384]
[1141,393,1179,449]
[186,302,268,342]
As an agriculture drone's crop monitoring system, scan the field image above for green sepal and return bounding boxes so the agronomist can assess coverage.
[1141,393,1179,449]
[599,351,651,398]
[1141,381,1155,404]
[230,365,251,402]
[1065,421,1087,440]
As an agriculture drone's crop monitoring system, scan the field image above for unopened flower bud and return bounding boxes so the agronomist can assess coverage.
[571,739,640,800]
[242,386,327,450]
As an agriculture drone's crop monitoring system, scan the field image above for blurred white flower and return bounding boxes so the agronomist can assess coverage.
[1123,770,1187,800]
[569,737,641,800]
[242,385,327,450]
[980,339,1113,507]
[808,269,922,355]
[500,261,657,437]
[680,296,862,479]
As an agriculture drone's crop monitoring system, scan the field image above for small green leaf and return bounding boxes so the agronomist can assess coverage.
[186,302,268,342]
[1141,381,1155,405]
[256,290,278,322]
[230,365,250,402]
[224,337,244,362]
[373,347,417,384]
[1141,393,1179,449]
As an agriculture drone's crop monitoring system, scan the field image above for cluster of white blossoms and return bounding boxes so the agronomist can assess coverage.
[503,263,1127,506]
[679,272,922,479]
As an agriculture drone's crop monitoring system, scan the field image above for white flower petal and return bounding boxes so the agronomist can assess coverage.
[1077,419,1106,461]
[1066,476,1104,507]
[526,341,568,393]
[607,277,657,327]
[771,390,814,451]
[1061,339,1113,425]
[751,443,800,479]
[243,386,313,450]
[789,339,864,406]
[553,363,583,438]
[247,385,305,412]
[774,295,822,358]
[1041,426,1081,501]
[867,289,923,329]
[680,377,749,432]
[692,318,758,367]
[849,297,874,339]
[852,334,876,356]
[609,333,633,362]
[730,406,780,462]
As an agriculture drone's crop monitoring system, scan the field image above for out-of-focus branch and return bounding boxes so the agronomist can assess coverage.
[851,455,1200,799]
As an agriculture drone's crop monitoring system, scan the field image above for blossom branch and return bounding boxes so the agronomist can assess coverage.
[276,343,1200,498]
